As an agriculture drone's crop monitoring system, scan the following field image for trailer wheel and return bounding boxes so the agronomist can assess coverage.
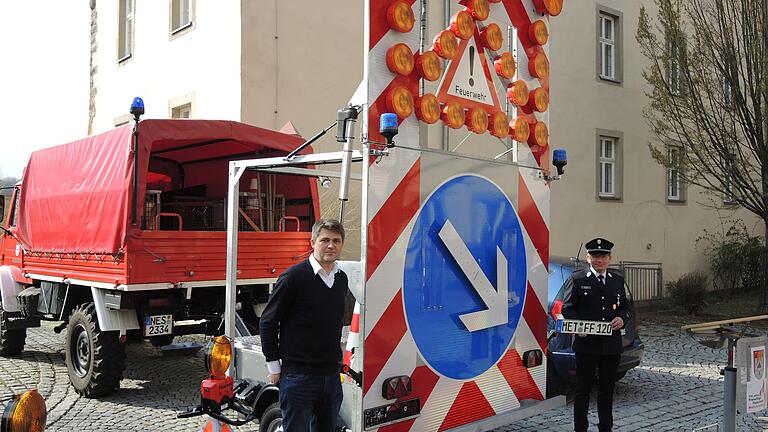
[260,402,283,432]
[0,299,26,355]
[65,302,126,398]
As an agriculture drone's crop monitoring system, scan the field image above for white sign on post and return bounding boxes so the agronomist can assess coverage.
[736,336,768,413]
[747,345,767,412]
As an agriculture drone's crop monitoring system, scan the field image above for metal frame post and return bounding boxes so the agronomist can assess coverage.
[723,337,737,432]
[225,164,245,340]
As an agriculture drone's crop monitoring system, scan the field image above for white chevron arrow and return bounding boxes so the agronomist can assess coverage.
[438,220,509,332]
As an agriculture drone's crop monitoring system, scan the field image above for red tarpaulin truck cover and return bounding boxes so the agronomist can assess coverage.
[16,120,306,254]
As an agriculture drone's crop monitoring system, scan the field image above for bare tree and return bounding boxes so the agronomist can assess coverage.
[637,0,768,307]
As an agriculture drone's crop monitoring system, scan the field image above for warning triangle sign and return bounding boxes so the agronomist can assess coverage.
[437,29,504,113]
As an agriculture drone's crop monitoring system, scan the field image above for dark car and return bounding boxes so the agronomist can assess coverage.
[546,256,645,396]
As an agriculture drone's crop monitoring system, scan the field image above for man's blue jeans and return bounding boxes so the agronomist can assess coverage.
[279,372,342,432]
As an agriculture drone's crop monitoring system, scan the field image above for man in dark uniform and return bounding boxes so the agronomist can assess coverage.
[562,238,630,432]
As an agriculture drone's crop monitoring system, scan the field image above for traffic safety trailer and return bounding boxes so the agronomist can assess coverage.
[194,1,570,431]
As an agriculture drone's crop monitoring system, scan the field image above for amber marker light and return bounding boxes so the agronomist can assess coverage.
[528,121,549,147]
[386,43,415,76]
[433,30,459,60]
[1,389,47,432]
[529,52,550,79]
[415,93,441,124]
[507,80,529,106]
[528,20,549,46]
[450,10,475,40]
[480,23,503,51]
[416,51,442,81]
[494,52,516,79]
[441,102,466,129]
[467,0,490,21]
[387,1,415,33]
[528,88,549,112]
[534,0,563,16]
[510,117,530,142]
[489,112,510,138]
[205,335,232,379]
[466,107,489,134]
[386,86,415,119]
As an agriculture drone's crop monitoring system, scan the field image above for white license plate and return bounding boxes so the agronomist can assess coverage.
[556,319,613,336]
[144,314,173,336]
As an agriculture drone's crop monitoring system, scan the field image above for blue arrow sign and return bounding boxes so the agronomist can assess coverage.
[403,175,527,379]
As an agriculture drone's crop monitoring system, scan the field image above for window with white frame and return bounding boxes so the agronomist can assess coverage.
[722,154,738,204]
[599,136,616,197]
[723,73,733,107]
[171,0,193,34]
[599,14,615,80]
[118,0,134,62]
[667,147,682,201]
[171,103,192,119]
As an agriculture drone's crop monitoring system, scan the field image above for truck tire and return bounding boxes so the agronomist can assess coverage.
[0,299,26,356]
[259,402,283,432]
[149,335,174,347]
[65,302,126,398]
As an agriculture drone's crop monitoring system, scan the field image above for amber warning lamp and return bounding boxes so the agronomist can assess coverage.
[528,121,549,148]
[480,23,503,51]
[529,52,550,80]
[528,20,549,46]
[507,80,529,106]
[1,389,47,432]
[387,1,415,32]
[386,43,415,76]
[442,102,466,129]
[533,0,563,16]
[450,10,475,40]
[415,94,441,124]
[528,88,549,113]
[489,112,510,138]
[510,117,530,142]
[416,51,442,81]
[466,107,489,134]
[466,0,490,21]
[386,86,415,119]
[433,30,459,60]
[494,52,516,79]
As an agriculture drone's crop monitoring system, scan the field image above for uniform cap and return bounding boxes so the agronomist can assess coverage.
[585,237,613,255]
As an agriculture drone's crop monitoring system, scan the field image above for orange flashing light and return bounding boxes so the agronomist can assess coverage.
[494,52,516,79]
[529,52,550,79]
[467,0,490,21]
[510,117,530,142]
[441,102,465,129]
[415,93,441,124]
[387,1,415,33]
[450,10,475,40]
[507,80,529,106]
[416,51,442,81]
[386,86,415,119]
[489,112,509,138]
[528,121,549,147]
[528,20,549,46]
[433,30,459,60]
[528,88,549,112]
[466,107,489,134]
[386,43,415,76]
[480,23,503,51]
[533,0,563,16]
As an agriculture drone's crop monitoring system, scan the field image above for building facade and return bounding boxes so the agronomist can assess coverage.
[90,0,759,282]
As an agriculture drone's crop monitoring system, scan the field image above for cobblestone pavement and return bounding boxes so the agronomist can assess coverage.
[2,321,768,431]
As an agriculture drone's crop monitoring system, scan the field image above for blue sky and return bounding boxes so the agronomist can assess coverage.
[0,2,90,178]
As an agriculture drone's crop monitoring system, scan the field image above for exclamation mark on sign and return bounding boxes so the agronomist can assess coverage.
[469,46,475,87]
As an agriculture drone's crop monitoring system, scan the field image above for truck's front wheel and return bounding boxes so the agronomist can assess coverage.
[65,303,126,398]
[0,299,26,355]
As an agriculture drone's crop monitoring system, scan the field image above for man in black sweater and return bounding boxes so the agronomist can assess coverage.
[259,219,348,432]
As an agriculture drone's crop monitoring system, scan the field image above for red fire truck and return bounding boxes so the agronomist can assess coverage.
[0,119,319,397]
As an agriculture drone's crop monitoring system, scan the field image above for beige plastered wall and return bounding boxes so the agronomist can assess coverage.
[548,0,761,281]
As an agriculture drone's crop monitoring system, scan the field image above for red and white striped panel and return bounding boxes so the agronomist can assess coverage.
[362,1,560,430]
